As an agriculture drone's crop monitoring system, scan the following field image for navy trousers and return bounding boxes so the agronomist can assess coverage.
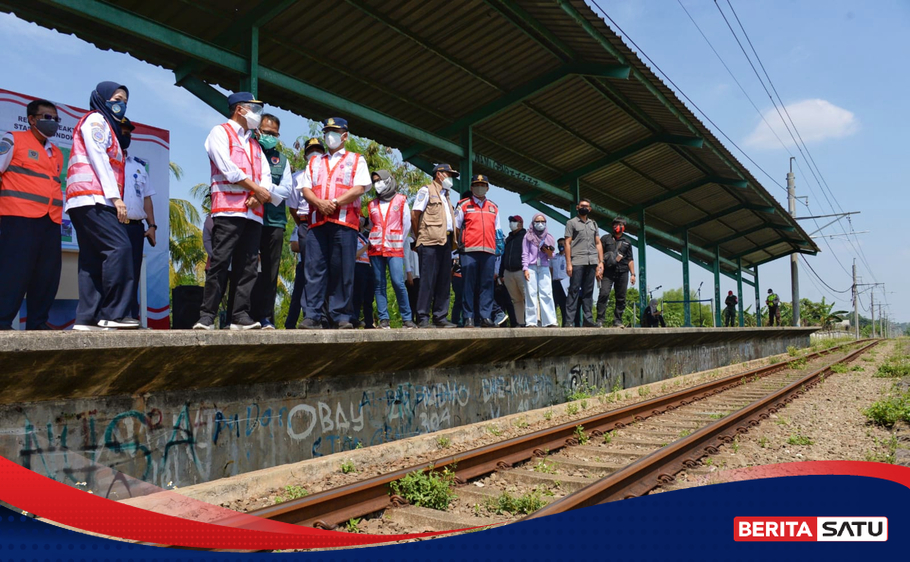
[125,221,145,319]
[352,262,374,328]
[0,214,61,329]
[461,251,495,322]
[304,222,356,324]
[68,204,134,325]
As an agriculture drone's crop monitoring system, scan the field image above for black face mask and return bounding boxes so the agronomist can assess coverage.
[34,119,59,138]
[578,207,591,216]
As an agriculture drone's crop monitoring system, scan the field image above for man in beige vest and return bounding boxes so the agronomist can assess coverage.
[411,163,458,328]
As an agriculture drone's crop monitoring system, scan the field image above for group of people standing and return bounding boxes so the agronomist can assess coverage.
[0,82,156,331]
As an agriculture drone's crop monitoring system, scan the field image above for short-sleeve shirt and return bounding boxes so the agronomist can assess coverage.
[564,216,599,266]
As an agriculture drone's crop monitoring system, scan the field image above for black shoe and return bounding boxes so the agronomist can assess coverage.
[29,323,53,331]
[435,319,457,328]
[594,320,604,328]
[352,320,364,329]
[418,319,433,328]
[379,319,391,329]
[463,319,474,328]
[402,320,417,329]
[481,318,495,328]
[298,318,323,330]
[612,320,624,328]
[337,321,354,330]
[582,320,598,328]
[0,325,13,331]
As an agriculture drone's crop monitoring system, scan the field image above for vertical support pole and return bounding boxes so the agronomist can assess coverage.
[870,291,875,338]
[736,257,744,327]
[713,246,721,327]
[242,26,260,96]
[571,178,580,206]
[753,266,761,327]
[459,126,472,196]
[852,260,859,339]
[787,158,800,326]
[638,209,648,319]
[682,229,691,327]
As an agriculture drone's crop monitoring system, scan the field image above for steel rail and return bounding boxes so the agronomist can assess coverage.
[243,341,865,529]
[524,340,879,519]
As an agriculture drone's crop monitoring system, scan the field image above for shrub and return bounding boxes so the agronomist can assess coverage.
[390,467,457,511]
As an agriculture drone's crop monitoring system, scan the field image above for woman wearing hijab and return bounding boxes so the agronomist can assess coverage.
[521,213,558,327]
[65,81,137,331]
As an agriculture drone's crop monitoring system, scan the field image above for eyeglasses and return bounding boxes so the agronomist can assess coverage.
[32,114,61,122]
[260,130,280,138]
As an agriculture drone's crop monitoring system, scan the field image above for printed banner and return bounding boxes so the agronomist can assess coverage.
[0,88,170,328]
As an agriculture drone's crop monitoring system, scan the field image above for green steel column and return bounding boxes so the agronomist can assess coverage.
[713,246,722,327]
[737,257,745,327]
[682,229,691,327]
[459,126,473,196]
[240,26,259,96]
[638,209,648,318]
[571,177,580,205]
[754,266,761,327]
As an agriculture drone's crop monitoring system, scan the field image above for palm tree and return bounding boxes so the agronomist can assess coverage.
[167,162,206,287]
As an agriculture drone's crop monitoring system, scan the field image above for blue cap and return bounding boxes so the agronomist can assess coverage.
[227,92,263,108]
[432,163,459,178]
[323,117,348,131]
[471,174,489,184]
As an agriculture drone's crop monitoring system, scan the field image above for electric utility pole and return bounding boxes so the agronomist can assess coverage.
[853,260,859,339]
[787,158,799,326]
[870,290,875,338]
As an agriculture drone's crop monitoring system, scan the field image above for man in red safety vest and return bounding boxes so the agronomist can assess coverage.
[455,175,501,328]
[0,99,64,330]
[296,117,370,330]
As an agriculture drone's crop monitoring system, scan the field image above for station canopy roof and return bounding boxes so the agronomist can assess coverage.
[6,0,819,274]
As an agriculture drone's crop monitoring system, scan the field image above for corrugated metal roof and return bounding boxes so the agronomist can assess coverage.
[2,0,818,273]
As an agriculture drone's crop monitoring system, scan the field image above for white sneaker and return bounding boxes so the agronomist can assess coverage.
[98,318,140,329]
[73,324,113,332]
[229,321,261,330]
[193,321,214,331]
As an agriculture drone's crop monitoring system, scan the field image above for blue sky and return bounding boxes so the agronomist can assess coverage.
[0,1,904,322]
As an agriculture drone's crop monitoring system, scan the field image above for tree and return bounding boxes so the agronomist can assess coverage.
[167,162,206,287]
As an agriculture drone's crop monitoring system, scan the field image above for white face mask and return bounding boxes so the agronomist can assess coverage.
[243,110,262,131]
[441,176,454,190]
[306,151,323,162]
[373,178,393,194]
[324,131,344,150]
[533,222,546,232]
[509,221,519,232]
[473,185,488,198]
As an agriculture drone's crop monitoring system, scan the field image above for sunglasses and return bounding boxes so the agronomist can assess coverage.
[33,114,61,123]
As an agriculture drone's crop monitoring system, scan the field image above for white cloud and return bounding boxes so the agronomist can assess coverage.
[744,99,859,150]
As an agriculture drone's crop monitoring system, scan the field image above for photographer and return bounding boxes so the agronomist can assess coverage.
[596,216,636,328]
[521,213,558,327]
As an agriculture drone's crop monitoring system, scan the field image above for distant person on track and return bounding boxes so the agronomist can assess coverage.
[455,175,500,328]
[564,198,603,327]
[194,92,287,331]
[595,216,635,328]
[297,117,370,330]
[766,288,781,326]
[522,213,558,328]
[724,290,738,327]
[0,98,64,331]
[65,82,138,331]
[411,163,458,328]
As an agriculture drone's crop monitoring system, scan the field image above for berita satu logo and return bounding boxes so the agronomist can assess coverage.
[734,517,887,542]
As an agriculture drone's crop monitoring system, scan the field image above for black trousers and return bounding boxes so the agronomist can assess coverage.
[565,263,597,326]
[494,282,517,326]
[125,221,145,319]
[285,224,309,329]
[552,278,567,324]
[596,268,629,324]
[451,274,463,325]
[252,224,286,323]
[68,204,134,325]
[352,262,374,328]
[768,305,780,326]
[200,216,261,324]
[416,243,452,323]
[724,307,736,327]
[407,277,420,322]
[0,214,61,329]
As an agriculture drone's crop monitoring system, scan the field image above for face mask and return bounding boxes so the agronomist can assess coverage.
[324,131,344,150]
[257,134,278,150]
[105,100,127,118]
[244,110,262,131]
[35,119,59,138]
[578,207,591,216]
[306,151,323,162]
[509,221,519,232]
[373,178,393,194]
[473,185,488,198]
[533,222,546,232]
[558,245,565,252]
[441,176,454,190]
[120,133,131,150]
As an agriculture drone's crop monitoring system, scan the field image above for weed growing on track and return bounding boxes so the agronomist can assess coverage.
[574,425,590,445]
[708,412,727,420]
[864,436,899,464]
[533,459,557,474]
[789,357,808,370]
[566,381,596,402]
[390,467,457,510]
[851,365,863,371]
[830,363,849,374]
[787,346,800,357]
[436,436,451,449]
[341,460,357,474]
[863,387,910,427]
[638,386,651,398]
[769,356,781,365]
[787,434,815,446]
[703,457,713,466]
[758,436,769,448]
[875,361,910,379]
[580,400,588,411]
[603,431,613,444]
[679,429,692,438]
[775,416,791,426]
[732,438,740,453]
[544,410,553,421]
[345,518,361,533]
[488,425,503,437]
[274,485,308,504]
[566,403,579,416]
[485,490,547,515]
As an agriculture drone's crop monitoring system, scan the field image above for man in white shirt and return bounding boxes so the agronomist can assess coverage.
[285,138,323,329]
[194,92,288,330]
[120,119,157,321]
[550,237,569,324]
[296,118,370,330]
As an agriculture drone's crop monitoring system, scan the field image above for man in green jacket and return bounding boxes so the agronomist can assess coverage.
[766,288,781,326]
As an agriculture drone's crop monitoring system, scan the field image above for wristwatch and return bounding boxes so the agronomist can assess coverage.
[331,198,338,205]
[147,224,157,230]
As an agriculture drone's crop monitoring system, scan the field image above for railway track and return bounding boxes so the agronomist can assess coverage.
[240,340,876,536]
